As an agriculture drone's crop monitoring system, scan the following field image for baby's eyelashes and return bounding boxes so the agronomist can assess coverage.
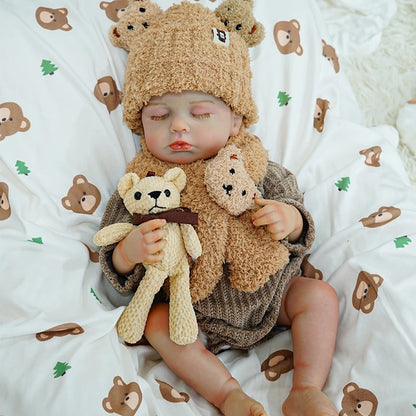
[192,112,211,119]
[150,114,169,121]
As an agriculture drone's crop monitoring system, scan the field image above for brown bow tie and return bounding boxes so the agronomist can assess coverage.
[133,207,198,226]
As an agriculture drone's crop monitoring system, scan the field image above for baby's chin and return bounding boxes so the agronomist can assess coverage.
[159,149,218,165]
[159,151,200,165]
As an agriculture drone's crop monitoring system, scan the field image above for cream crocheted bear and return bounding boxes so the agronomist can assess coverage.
[94,167,201,345]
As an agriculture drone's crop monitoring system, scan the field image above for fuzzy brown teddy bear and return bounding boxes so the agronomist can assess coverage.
[94,168,201,345]
[204,145,290,292]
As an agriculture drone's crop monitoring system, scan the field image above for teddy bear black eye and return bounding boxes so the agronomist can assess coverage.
[139,7,146,13]
[229,168,235,174]
[223,19,229,26]
[134,191,142,200]
[164,189,171,197]
[242,190,246,196]
[127,25,134,31]
[235,24,242,31]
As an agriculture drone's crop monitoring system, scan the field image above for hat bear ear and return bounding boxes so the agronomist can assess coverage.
[215,0,264,47]
[109,0,163,51]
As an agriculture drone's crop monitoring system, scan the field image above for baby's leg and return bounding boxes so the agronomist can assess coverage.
[277,276,339,416]
[144,303,266,416]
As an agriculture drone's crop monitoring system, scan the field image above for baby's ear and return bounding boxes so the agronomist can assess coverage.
[118,173,141,199]
[230,112,243,137]
[164,168,187,193]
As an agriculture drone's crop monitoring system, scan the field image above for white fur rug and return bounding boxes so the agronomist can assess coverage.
[319,0,416,185]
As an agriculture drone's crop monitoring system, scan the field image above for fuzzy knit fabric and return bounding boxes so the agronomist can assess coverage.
[98,143,314,352]
[124,131,270,302]
[122,2,258,135]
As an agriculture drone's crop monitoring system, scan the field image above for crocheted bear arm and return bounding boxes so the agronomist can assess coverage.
[98,189,145,294]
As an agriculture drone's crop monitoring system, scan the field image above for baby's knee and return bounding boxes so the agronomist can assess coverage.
[309,279,339,311]
[289,276,338,310]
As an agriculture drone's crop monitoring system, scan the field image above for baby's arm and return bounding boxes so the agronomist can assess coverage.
[113,219,168,274]
[252,197,303,243]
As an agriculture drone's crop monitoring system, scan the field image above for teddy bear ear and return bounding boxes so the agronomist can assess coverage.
[164,167,186,192]
[118,172,141,199]
[109,0,163,51]
[214,0,264,48]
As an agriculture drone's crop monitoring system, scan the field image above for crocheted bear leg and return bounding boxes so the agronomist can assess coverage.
[168,257,198,345]
[117,267,167,344]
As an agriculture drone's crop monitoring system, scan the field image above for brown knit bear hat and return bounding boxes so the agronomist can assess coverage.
[122,1,259,135]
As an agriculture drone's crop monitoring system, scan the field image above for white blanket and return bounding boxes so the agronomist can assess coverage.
[1,1,415,415]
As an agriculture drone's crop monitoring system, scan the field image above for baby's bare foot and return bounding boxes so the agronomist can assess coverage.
[282,386,337,416]
[220,388,267,416]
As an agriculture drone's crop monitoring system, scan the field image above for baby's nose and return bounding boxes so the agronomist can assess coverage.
[170,115,190,133]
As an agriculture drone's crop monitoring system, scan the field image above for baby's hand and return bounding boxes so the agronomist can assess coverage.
[121,219,168,265]
[252,197,303,242]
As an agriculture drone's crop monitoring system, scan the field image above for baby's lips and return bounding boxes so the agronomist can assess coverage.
[170,141,191,150]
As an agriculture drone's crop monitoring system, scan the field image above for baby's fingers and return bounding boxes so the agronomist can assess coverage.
[144,249,165,263]
[142,227,168,245]
[252,204,280,226]
[138,218,166,233]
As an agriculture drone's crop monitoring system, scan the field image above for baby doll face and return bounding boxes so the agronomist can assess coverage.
[141,91,242,164]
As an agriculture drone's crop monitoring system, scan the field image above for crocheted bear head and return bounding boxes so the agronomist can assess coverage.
[109,0,162,51]
[204,145,258,216]
[215,0,264,47]
[118,167,186,216]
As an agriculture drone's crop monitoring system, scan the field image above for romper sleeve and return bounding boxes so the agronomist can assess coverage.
[98,190,145,293]
[258,161,315,256]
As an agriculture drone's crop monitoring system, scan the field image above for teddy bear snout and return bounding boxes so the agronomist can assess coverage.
[148,190,162,200]
[222,184,233,196]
